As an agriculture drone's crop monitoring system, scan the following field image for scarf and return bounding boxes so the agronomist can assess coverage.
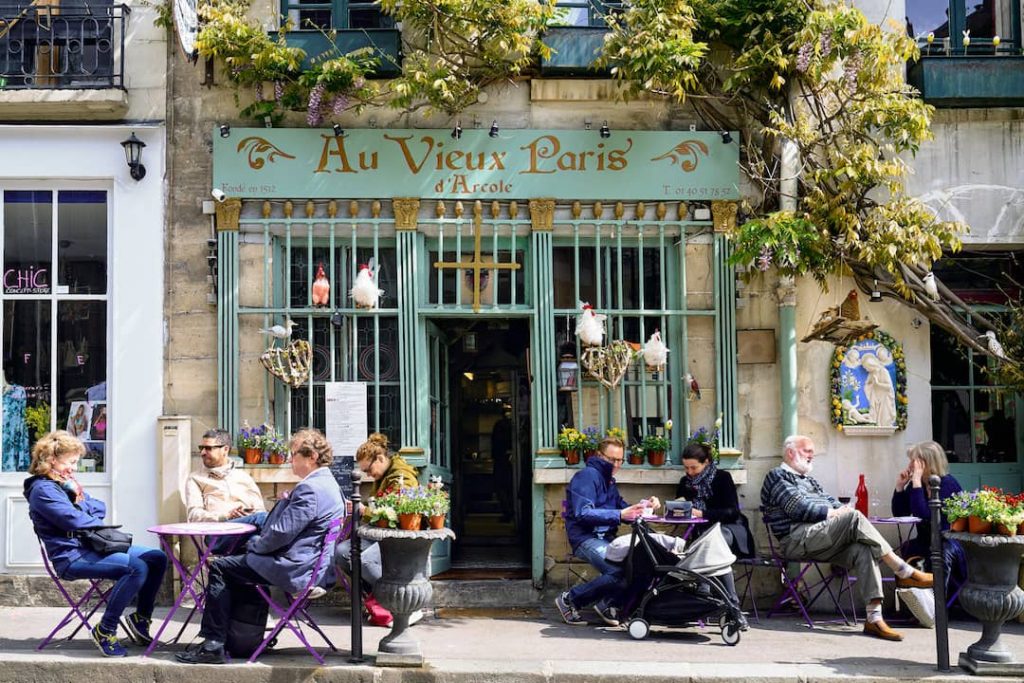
[687,460,718,511]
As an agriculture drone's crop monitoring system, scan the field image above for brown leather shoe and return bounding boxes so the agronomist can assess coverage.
[896,569,934,589]
[864,618,903,641]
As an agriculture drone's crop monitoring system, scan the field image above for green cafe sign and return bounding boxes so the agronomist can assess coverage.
[212,128,739,201]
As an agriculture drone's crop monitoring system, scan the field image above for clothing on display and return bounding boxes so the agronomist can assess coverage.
[2,383,30,471]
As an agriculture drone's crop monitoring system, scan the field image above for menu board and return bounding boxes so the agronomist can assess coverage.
[325,381,368,492]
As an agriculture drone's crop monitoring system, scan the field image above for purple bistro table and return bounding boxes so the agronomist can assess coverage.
[869,515,922,554]
[643,515,709,540]
[144,521,256,656]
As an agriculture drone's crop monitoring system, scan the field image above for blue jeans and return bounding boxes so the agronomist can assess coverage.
[567,536,623,609]
[207,511,268,555]
[63,545,168,633]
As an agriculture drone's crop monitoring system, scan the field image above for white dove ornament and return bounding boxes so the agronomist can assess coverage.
[575,302,606,347]
[643,329,669,372]
[983,330,1007,360]
[350,258,384,309]
[259,318,297,341]
[922,272,940,301]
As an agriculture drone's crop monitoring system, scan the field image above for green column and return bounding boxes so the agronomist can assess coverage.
[778,277,798,437]
[713,232,739,449]
[217,229,240,437]
[394,199,423,453]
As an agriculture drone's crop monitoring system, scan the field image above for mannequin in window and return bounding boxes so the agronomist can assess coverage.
[2,371,30,471]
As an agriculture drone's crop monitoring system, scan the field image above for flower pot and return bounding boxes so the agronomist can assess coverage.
[428,514,445,529]
[1019,521,1024,536]
[627,452,644,466]
[398,513,423,531]
[375,518,391,528]
[969,516,994,535]
[243,447,263,465]
[996,523,1018,537]
[562,449,580,465]
[951,517,969,532]
[268,451,287,465]
[646,450,666,467]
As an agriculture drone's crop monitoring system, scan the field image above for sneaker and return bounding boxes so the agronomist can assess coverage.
[91,624,127,657]
[555,592,586,626]
[307,586,328,601]
[364,593,394,628]
[124,612,153,646]
[408,609,424,626]
[593,601,620,627]
[175,640,227,665]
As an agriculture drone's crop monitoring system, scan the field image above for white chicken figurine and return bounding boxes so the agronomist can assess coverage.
[350,259,384,309]
[643,329,669,371]
[575,301,606,347]
[982,330,1007,360]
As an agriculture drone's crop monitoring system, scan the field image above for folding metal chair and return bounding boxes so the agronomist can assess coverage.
[733,555,775,623]
[248,517,346,664]
[36,538,127,650]
[759,508,860,628]
[560,499,591,589]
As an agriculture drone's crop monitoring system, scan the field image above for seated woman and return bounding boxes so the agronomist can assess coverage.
[25,430,167,657]
[676,443,754,558]
[891,440,965,592]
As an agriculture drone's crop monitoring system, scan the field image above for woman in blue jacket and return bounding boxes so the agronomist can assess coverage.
[25,430,167,657]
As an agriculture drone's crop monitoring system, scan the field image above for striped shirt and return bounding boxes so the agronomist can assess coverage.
[760,465,839,539]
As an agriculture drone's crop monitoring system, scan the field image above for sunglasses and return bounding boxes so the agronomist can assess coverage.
[197,444,228,452]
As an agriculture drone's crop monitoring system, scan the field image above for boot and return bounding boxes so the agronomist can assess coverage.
[364,593,394,627]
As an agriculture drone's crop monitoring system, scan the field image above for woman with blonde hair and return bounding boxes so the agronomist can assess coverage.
[891,440,964,592]
[24,431,167,657]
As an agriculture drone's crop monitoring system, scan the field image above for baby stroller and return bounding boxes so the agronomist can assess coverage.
[614,519,744,645]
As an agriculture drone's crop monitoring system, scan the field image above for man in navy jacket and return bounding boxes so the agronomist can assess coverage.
[555,437,657,626]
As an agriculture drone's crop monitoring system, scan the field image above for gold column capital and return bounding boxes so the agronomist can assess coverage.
[711,200,738,233]
[215,197,242,231]
[393,198,420,230]
[529,198,556,232]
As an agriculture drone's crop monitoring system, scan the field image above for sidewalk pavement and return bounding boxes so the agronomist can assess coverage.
[1,603,1022,683]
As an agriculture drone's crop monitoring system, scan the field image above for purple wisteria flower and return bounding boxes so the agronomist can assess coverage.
[756,245,773,271]
[796,43,813,73]
[307,83,325,126]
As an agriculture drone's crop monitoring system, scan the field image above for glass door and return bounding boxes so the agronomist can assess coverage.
[424,320,452,574]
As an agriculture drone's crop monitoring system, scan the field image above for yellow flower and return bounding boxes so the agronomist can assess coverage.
[837,424,844,431]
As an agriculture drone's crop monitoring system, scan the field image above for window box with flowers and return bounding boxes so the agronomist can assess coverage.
[945,488,1024,536]
[557,427,585,465]
[641,432,670,467]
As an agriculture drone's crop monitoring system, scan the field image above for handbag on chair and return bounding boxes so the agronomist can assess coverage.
[76,526,132,555]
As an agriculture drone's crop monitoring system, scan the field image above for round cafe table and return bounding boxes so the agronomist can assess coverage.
[143,521,256,656]
[642,515,709,540]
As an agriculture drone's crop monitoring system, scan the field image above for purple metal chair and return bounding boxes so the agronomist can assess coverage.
[36,538,126,650]
[247,517,346,664]
[759,508,860,628]
[560,499,591,589]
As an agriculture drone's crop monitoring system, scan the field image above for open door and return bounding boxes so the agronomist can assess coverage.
[423,321,453,575]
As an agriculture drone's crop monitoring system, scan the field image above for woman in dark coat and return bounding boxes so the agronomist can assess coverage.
[676,443,754,558]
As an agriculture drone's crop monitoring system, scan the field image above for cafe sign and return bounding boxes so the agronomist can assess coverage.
[213,128,740,200]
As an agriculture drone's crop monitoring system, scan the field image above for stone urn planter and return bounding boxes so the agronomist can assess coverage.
[358,525,456,666]
[945,532,1024,675]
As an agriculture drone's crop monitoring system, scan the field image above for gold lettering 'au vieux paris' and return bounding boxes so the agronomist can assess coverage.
[313,134,634,175]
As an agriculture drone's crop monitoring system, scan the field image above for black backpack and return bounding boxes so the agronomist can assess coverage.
[225,583,271,658]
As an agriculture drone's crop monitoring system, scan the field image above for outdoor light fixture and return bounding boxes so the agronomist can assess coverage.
[219,123,230,138]
[870,279,883,303]
[333,124,344,137]
[120,132,146,181]
[600,121,611,139]
[452,120,462,139]
[331,311,343,328]
[263,116,272,128]
[557,354,580,392]
[489,120,499,138]
[721,131,733,144]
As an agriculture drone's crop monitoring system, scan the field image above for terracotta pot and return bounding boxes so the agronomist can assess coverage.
[996,523,1018,537]
[628,452,644,466]
[398,512,423,531]
[562,449,580,465]
[268,451,287,465]
[969,515,993,535]
[1019,521,1024,535]
[428,514,446,529]
[243,447,263,465]
[375,518,390,528]
[951,517,969,532]
[646,450,666,467]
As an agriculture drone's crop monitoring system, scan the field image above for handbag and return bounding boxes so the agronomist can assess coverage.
[77,526,132,555]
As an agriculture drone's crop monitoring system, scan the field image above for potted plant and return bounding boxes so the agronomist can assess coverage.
[394,486,431,531]
[425,477,450,529]
[368,489,399,529]
[265,428,288,465]
[686,418,722,464]
[641,432,670,467]
[557,427,584,465]
[581,426,601,460]
[628,444,645,466]
[237,422,265,465]
[944,490,973,532]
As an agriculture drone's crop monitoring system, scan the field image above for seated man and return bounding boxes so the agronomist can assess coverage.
[176,428,345,664]
[555,436,658,627]
[760,434,933,641]
[186,429,267,554]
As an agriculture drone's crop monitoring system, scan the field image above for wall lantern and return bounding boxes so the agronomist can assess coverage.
[558,353,579,392]
[120,132,146,181]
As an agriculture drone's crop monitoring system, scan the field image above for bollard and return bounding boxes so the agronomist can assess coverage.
[349,465,364,663]
[930,474,950,672]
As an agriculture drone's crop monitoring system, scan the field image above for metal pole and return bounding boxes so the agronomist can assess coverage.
[349,466,364,663]
[930,474,950,672]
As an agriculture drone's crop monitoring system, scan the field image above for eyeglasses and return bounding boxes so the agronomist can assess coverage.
[197,444,227,452]
[606,457,624,464]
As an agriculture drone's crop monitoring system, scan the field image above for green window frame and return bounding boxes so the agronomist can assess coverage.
[908,0,1021,55]
[280,0,394,30]
[549,0,622,27]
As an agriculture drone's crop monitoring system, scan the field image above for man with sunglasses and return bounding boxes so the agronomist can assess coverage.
[186,429,265,525]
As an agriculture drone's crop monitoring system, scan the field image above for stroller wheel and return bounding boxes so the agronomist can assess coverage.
[627,618,649,640]
[721,622,741,646]
[718,613,729,631]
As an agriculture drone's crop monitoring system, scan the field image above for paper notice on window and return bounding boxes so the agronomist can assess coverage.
[325,381,368,460]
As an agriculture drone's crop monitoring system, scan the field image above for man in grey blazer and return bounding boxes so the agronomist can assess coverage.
[178,428,345,665]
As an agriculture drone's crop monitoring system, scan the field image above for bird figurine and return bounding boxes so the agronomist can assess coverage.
[922,272,940,301]
[685,372,701,401]
[962,29,971,48]
[259,319,297,342]
[926,32,935,44]
[311,263,330,307]
[643,329,669,371]
[982,330,1007,360]
[350,259,384,309]
[575,301,606,347]
[838,289,860,321]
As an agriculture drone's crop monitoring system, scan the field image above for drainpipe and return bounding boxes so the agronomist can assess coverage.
[777,138,799,437]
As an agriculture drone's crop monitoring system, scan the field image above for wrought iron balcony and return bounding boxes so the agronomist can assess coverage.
[0,3,130,89]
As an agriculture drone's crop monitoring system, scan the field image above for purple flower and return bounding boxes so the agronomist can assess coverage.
[254,82,263,101]
[307,83,325,126]
[330,94,347,116]
[274,80,284,101]
[819,29,833,56]
[756,245,772,272]
[796,43,812,73]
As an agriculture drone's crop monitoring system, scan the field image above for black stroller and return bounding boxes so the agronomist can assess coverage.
[613,518,744,645]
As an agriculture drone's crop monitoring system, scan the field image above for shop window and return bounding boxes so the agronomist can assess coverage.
[1,190,108,472]
[550,0,623,27]
[907,0,1020,54]
[281,0,393,30]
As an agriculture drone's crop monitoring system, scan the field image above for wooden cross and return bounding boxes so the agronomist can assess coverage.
[433,201,521,313]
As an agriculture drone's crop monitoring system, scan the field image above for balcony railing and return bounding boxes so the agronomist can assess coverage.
[0,3,130,89]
